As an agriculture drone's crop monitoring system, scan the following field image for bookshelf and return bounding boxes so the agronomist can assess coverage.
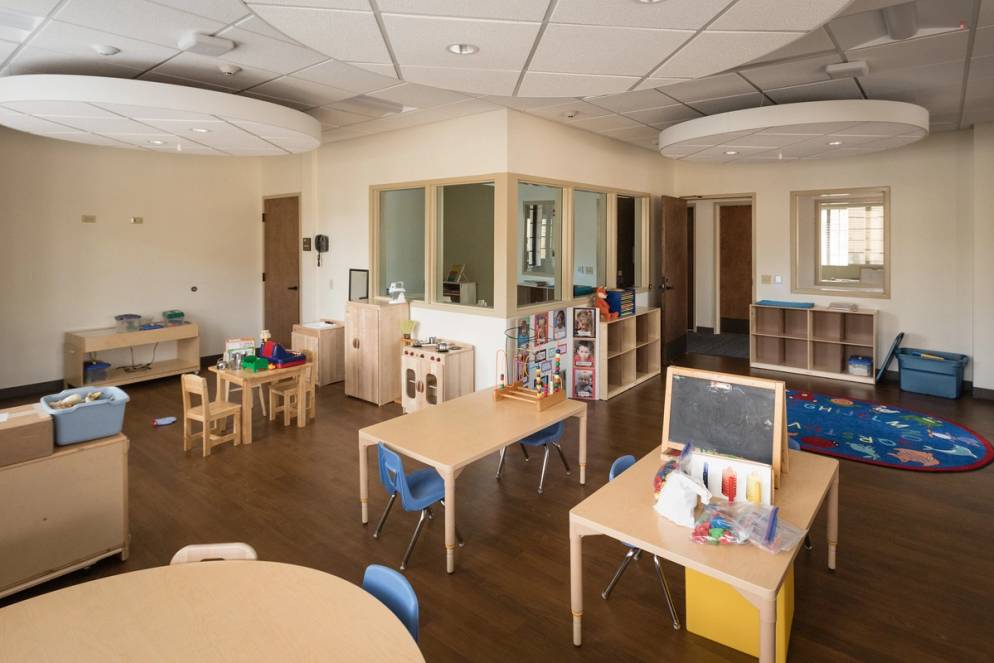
[598,307,661,399]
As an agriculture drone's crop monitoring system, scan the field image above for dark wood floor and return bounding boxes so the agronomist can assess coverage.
[3,354,993,662]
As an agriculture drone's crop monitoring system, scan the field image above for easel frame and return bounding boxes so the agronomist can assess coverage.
[660,366,789,484]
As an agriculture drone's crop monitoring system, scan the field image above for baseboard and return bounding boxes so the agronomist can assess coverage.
[0,379,64,401]
[200,353,222,369]
[720,318,749,334]
[694,326,714,335]
[971,385,992,400]
[665,334,687,363]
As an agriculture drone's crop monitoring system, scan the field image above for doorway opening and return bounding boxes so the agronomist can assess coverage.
[263,195,301,346]
[616,195,636,288]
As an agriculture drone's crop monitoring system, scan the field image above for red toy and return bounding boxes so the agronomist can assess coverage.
[594,286,618,321]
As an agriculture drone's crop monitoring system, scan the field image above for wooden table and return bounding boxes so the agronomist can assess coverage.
[209,363,310,445]
[569,449,839,663]
[359,388,588,573]
[0,561,424,663]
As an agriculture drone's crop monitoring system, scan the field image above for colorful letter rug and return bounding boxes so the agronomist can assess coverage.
[786,390,993,472]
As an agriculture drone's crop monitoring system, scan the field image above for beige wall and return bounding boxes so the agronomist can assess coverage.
[675,130,976,380]
[972,123,994,390]
[0,127,263,389]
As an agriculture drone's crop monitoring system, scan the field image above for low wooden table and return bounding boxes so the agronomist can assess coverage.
[359,388,588,573]
[0,561,424,662]
[209,363,310,445]
[569,449,839,663]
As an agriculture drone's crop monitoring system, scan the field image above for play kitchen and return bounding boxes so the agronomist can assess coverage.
[401,336,474,414]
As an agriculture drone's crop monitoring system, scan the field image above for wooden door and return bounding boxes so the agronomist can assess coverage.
[719,205,753,334]
[263,196,300,346]
[616,196,636,288]
[660,195,689,361]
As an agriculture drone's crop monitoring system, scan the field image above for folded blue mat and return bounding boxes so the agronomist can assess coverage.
[755,300,815,309]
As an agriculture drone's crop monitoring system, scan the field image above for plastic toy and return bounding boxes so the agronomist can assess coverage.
[153,416,176,427]
[259,340,306,368]
[691,505,749,545]
[594,286,618,321]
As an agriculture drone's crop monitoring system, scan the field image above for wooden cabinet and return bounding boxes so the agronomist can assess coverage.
[401,342,474,414]
[64,324,199,388]
[345,301,409,406]
[291,321,344,386]
[597,308,661,400]
[0,434,129,599]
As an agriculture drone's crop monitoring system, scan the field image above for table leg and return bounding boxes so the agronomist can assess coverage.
[577,411,587,485]
[758,596,777,663]
[242,381,253,445]
[444,470,456,574]
[359,438,369,524]
[827,467,839,571]
[570,521,583,646]
[296,372,306,429]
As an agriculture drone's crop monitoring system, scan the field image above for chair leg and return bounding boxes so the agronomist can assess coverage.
[804,534,813,551]
[182,416,192,452]
[652,555,681,630]
[257,385,267,417]
[284,393,292,427]
[268,388,276,422]
[537,445,551,494]
[400,508,430,571]
[202,422,211,458]
[553,442,571,475]
[373,492,397,539]
[496,447,508,480]
[519,443,529,461]
[602,547,638,600]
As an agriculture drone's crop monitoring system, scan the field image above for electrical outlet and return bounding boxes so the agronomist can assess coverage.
[761,274,772,284]
[82,215,96,223]
[130,216,143,224]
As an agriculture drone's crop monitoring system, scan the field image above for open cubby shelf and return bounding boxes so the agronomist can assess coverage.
[750,304,877,384]
[599,308,661,400]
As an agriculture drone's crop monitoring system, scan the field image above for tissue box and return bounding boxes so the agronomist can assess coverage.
[0,404,53,468]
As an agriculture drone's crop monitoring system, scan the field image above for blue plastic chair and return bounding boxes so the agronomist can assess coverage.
[374,443,462,570]
[495,421,569,494]
[601,454,680,630]
[362,564,420,642]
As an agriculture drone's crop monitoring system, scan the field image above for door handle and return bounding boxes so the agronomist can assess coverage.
[352,338,359,349]
[287,286,299,291]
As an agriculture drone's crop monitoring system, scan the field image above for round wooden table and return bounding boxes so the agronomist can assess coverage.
[0,561,425,662]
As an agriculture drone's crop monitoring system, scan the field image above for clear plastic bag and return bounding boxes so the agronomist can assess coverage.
[690,503,750,545]
[734,504,807,554]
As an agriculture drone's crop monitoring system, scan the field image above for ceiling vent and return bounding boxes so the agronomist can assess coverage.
[178,31,235,57]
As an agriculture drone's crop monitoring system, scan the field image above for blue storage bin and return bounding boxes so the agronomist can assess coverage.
[896,348,969,399]
[40,386,129,445]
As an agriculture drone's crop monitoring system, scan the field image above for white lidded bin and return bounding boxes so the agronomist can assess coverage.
[40,386,129,446]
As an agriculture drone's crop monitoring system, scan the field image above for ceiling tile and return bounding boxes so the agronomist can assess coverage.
[0,108,78,132]
[765,78,863,103]
[247,0,370,9]
[847,30,969,71]
[722,132,807,148]
[239,91,312,111]
[381,14,540,70]
[974,26,994,59]
[740,53,842,89]
[0,6,44,42]
[632,77,691,91]
[826,6,887,51]
[244,76,354,108]
[55,0,226,48]
[145,52,279,91]
[524,100,611,123]
[551,0,734,30]
[149,0,250,23]
[349,62,398,77]
[377,0,548,21]
[0,1,60,15]
[94,103,214,120]
[653,31,805,79]
[308,105,372,127]
[139,70,233,92]
[746,28,837,64]
[397,65,519,96]
[52,115,162,133]
[213,27,327,73]
[517,71,639,97]
[42,132,137,148]
[600,124,660,142]
[324,95,404,118]
[481,95,570,111]
[567,113,645,133]
[2,100,115,117]
[433,97,501,118]
[710,0,852,31]
[367,82,469,109]
[293,59,397,94]
[981,1,994,28]
[0,39,17,61]
[859,60,966,111]
[531,24,691,76]
[247,5,390,63]
[623,103,702,128]
[30,20,178,70]
[693,93,767,114]
[8,45,144,77]
[584,88,673,113]
[660,73,756,102]
[232,15,297,42]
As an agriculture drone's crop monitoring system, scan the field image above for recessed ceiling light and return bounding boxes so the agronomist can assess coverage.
[827,140,843,146]
[724,150,738,155]
[446,43,479,56]
[191,127,210,133]
[148,139,165,145]
[91,44,120,56]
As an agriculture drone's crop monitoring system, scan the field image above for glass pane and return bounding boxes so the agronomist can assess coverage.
[436,182,495,308]
[616,195,643,288]
[572,189,606,297]
[378,188,425,299]
[517,182,562,306]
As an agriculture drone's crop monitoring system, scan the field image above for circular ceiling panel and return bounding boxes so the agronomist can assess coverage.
[0,75,322,156]
[245,0,856,98]
[658,100,929,163]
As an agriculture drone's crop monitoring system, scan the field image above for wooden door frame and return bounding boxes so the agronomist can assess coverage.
[712,196,755,335]
[262,193,302,336]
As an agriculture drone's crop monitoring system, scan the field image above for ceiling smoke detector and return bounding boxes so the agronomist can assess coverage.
[446,43,479,55]
[91,44,120,56]
[218,63,241,77]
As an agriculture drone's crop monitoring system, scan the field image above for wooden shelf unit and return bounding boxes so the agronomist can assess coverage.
[750,304,877,384]
[64,323,200,388]
[599,308,661,400]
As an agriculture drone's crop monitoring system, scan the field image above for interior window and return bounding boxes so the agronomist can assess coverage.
[436,182,495,308]
[572,189,607,297]
[378,187,425,300]
[792,188,889,296]
[517,182,562,306]
[616,195,644,288]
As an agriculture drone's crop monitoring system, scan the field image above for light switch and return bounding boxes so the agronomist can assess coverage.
[774,275,783,284]
[761,274,772,284]
[130,216,143,224]
[82,215,96,223]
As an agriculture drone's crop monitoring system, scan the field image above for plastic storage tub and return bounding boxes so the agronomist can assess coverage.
[83,360,111,384]
[40,386,129,445]
[896,348,969,399]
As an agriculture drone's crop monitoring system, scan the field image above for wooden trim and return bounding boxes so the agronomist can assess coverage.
[712,196,757,335]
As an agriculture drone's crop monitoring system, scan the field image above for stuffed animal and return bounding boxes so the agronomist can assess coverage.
[594,286,618,321]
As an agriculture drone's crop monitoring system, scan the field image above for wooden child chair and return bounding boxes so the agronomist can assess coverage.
[268,350,316,426]
[181,373,242,457]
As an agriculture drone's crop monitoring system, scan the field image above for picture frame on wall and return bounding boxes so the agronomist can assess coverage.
[574,369,595,399]
[574,340,594,367]
[552,308,567,340]
[533,312,549,345]
[573,307,596,338]
[348,268,369,301]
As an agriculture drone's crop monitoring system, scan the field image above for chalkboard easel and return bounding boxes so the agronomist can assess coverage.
[660,366,789,484]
